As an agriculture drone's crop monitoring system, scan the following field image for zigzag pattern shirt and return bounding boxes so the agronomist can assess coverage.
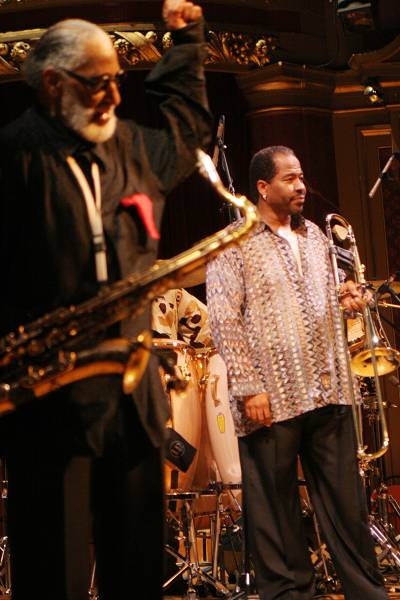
[206,218,353,436]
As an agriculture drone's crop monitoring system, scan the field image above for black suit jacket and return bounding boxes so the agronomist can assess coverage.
[0,21,212,453]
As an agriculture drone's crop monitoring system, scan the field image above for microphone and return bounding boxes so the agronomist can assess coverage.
[376,271,400,299]
[212,115,225,167]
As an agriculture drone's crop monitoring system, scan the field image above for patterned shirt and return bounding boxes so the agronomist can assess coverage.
[206,218,353,436]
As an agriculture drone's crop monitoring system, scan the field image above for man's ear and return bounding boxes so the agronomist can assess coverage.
[256,179,268,199]
[42,67,63,99]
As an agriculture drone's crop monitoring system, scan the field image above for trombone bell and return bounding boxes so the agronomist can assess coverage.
[347,316,400,377]
[351,347,400,377]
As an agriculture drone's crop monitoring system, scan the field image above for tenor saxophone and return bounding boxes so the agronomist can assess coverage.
[0,150,259,414]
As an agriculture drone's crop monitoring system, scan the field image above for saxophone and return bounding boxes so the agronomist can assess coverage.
[0,150,259,414]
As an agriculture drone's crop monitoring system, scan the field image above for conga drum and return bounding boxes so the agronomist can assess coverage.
[201,348,241,487]
[154,339,202,493]
[191,348,242,530]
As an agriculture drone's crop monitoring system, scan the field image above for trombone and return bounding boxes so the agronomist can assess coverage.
[326,213,399,464]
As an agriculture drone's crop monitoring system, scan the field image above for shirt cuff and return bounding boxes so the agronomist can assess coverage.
[230,381,266,397]
[171,19,207,45]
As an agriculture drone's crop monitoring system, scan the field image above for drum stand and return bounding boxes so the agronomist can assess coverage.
[0,537,11,598]
[360,393,400,582]
[298,481,339,595]
[164,490,232,599]
[367,474,400,577]
[0,462,11,598]
[205,482,252,599]
[88,559,99,600]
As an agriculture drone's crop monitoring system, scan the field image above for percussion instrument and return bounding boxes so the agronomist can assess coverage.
[196,348,241,487]
[154,339,201,493]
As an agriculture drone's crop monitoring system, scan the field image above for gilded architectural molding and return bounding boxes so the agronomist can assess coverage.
[0,26,277,77]
[206,31,275,68]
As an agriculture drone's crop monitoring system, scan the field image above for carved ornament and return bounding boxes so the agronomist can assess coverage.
[0,26,277,78]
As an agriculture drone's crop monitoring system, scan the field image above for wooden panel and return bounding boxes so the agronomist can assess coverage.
[356,124,391,278]
[332,107,389,270]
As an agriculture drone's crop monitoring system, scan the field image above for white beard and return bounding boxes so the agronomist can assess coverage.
[60,87,117,143]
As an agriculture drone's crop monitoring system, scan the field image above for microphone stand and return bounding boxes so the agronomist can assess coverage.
[375,273,400,332]
[368,152,400,199]
[215,124,241,224]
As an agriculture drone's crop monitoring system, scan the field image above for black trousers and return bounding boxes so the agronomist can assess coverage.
[238,404,387,600]
[3,389,165,600]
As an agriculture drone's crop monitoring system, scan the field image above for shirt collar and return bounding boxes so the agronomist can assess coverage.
[254,214,307,236]
[33,103,108,169]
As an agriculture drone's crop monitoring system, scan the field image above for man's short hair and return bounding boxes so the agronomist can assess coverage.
[23,19,110,91]
[249,145,295,203]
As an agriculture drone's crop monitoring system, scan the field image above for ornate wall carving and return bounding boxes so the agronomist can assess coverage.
[0,26,277,79]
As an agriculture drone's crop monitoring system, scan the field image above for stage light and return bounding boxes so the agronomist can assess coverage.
[363,82,384,105]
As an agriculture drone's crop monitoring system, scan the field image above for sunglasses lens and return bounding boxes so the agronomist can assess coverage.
[95,73,125,92]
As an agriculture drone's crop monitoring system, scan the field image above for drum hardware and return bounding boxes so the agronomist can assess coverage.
[0,535,11,598]
[298,480,340,594]
[88,560,99,600]
[359,377,395,425]
[378,300,400,310]
[165,427,197,474]
[372,273,400,302]
[163,491,232,599]
[369,513,400,571]
[0,461,10,598]
[164,487,250,600]
[197,482,242,585]
[207,484,251,600]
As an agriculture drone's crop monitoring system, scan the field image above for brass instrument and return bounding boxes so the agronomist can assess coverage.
[326,213,398,463]
[0,150,260,415]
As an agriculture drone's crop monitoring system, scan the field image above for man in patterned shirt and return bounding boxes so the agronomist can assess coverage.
[206,145,387,600]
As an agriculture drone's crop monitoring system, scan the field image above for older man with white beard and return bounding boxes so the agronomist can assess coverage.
[0,3,211,600]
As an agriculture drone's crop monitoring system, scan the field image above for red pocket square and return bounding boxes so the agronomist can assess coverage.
[120,193,160,240]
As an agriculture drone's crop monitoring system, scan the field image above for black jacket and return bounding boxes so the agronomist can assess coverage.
[0,21,212,452]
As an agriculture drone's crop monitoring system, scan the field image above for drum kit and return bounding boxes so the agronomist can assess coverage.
[156,338,246,599]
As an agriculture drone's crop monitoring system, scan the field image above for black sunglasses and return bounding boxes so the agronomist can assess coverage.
[61,68,126,93]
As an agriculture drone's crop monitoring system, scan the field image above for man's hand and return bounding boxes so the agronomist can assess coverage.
[162,0,203,30]
[339,280,372,315]
[243,392,272,427]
